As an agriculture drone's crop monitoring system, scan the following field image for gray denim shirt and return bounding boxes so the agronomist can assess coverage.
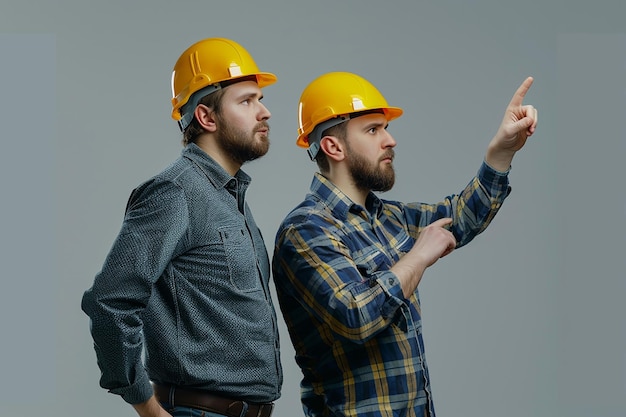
[82,144,282,404]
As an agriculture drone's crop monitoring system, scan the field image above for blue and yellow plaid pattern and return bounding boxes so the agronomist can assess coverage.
[272,162,511,417]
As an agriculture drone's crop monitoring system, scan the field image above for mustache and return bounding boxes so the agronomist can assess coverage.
[381,150,395,161]
[255,121,270,132]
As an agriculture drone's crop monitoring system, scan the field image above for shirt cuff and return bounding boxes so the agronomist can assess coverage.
[375,271,406,318]
[110,370,153,405]
[478,160,512,197]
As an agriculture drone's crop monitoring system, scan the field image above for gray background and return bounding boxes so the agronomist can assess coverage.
[1,1,624,416]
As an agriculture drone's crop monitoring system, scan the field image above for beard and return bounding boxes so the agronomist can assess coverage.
[216,117,270,165]
[347,148,395,192]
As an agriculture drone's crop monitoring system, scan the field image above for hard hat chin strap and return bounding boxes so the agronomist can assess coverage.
[178,83,222,132]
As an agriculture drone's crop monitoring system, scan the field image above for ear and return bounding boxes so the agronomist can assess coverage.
[194,104,217,133]
[319,135,345,162]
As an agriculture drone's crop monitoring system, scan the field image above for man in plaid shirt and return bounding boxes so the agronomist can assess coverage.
[272,72,538,417]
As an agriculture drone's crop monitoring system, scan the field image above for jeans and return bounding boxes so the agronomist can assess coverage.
[162,403,226,417]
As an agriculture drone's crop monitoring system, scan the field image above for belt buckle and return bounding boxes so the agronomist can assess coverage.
[239,401,249,417]
[226,400,249,417]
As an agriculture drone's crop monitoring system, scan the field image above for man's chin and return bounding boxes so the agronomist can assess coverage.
[245,145,270,162]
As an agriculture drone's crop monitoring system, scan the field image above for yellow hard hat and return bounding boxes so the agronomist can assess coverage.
[171,38,277,131]
[296,71,403,159]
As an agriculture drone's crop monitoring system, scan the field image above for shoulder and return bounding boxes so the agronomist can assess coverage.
[279,195,335,228]
[275,197,347,246]
[125,159,192,210]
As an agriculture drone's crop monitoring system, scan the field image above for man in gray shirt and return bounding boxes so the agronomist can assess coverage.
[81,37,282,417]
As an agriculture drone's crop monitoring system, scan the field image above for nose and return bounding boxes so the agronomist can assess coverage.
[258,102,271,121]
[383,129,397,148]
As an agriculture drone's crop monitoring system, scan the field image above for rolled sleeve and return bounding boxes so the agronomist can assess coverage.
[478,160,512,198]
[374,271,405,318]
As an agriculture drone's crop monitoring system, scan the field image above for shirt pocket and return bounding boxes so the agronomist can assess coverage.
[219,226,260,292]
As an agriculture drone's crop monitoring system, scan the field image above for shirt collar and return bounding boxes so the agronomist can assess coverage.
[310,172,384,220]
[182,143,251,192]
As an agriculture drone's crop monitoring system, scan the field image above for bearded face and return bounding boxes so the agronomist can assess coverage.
[215,114,270,165]
[345,141,395,192]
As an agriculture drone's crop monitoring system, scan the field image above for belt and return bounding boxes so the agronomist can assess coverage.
[152,383,274,417]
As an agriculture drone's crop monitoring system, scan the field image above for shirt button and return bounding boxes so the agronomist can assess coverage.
[388,278,395,285]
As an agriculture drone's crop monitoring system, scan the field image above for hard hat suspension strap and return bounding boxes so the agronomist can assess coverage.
[307,115,350,160]
[178,83,222,132]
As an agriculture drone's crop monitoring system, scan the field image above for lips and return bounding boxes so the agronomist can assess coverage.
[380,151,395,162]
[256,122,270,135]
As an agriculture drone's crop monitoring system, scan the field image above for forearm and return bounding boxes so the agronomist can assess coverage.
[82,276,153,403]
[443,161,510,246]
[390,255,426,298]
[276,245,402,342]
[296,266,397,341]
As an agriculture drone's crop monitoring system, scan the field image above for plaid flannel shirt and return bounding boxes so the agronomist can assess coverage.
[272,161,510,417]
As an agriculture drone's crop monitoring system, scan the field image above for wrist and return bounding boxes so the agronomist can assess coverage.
[133,396,166,417]
[392,258,426,298]
[485,143,515,172]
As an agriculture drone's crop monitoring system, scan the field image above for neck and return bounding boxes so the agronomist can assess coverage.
[324,167,369,208]
[195,135,242,176]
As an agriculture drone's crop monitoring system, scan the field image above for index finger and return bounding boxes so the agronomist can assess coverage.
[431,217,453,228]
[508,76,534,108]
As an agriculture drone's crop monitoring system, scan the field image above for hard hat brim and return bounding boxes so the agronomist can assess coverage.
[254,72,278,88]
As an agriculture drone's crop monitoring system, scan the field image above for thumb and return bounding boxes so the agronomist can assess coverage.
[509,116,534,137]
[517,116,534,130]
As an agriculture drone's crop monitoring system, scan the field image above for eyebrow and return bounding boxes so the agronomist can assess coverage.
[234,91,263,101]
[362,120,388,130]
